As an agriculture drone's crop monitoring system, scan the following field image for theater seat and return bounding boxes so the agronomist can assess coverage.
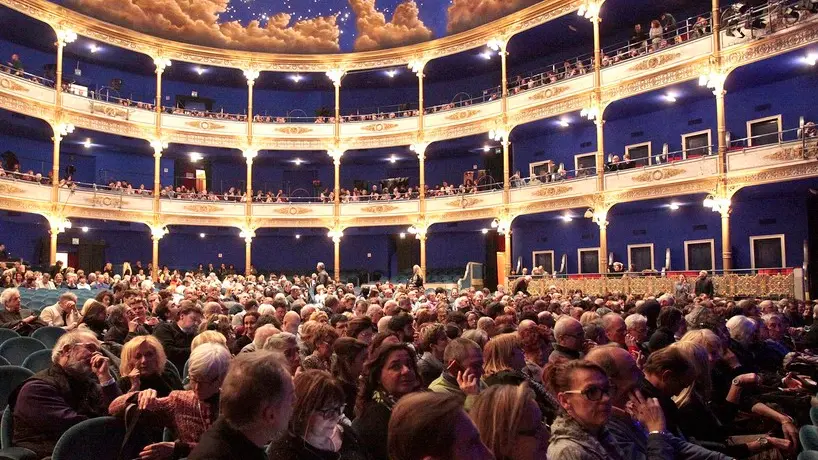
[51,417,125,460]
[0,366,34,409]
[30,327,66,349]
[20,349,51,373]
[0,330,19,348]
[0,338,46,366]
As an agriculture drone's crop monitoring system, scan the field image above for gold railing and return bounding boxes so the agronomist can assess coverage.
[526,272,796,298]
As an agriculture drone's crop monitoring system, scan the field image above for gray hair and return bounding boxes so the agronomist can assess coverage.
[187,342,231,384]
[263,332,297,352]
[0,287,19,306]
[476,317,494,331]
[253,324,281,349]
[461,329,488,349]
[625,313,647,330]
[52,330,100,362]
[726,315,756,345]
[59,292,78,303]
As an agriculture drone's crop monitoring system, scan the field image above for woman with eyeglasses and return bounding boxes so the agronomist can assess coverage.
[544,360,624,460]
[109,343,231,460]
[470,383,548,460]
[267,370,369,460]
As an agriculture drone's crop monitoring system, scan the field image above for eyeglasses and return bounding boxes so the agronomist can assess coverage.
[315,405,345,418]
[562,384,614,401]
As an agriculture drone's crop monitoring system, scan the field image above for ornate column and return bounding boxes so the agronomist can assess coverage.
[590,4,606,191]
[328,148,344,210]
[587,207,610,274]
[704,188,734,271]
[53,28,77,108]
[150,140,167,214]
[50,122,74,202]
[148,225,168,282]
[488,37,512,202]
[408,60,426,133]
[244,69,260,141]
[46,216,71,266]
[243,149,257,216]
[240,229,255,276]
[409,142,429,211]
[408,223,429,280]
[328,229,343,283]
[720,208,732,271]
[327,69,346,142]
[492,217,514,282]
[153,57,171,128]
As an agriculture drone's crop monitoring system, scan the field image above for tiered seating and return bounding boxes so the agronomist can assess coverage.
[17,289,103,313]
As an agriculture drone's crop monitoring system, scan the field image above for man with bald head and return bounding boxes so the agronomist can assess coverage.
[601,313,627,347]
[476,317,496,338]
[548,317,585,363]
[282,311,300,335]
[586,345,729,460]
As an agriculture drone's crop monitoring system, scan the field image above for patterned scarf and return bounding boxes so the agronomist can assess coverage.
[372,389,399,411]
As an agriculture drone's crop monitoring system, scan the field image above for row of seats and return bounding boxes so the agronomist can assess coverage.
[16,289,103,312]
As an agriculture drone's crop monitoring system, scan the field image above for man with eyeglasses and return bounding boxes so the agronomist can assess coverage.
[9,330,120,458]
[549,317,586,364]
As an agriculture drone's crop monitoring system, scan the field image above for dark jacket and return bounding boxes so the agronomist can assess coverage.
[153,322,194,372]
[351,400,392,460]
[317,270,331,287]
[483,369,559,424]
[266,428,370,460]
[647,327,676,353]
[188,417,266,460]
[9,365,121,458]
[694,276,714,297]
[416,352,443,388]
[639,379,682,438]
[408,273,423,289]
[0,309,44,336]
[117,365,184,396]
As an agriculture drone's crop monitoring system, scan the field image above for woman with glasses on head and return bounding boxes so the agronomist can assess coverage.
[544,360,624,460]
[267,370,369,460]
[470,383,548,460]
[109,343,231,460]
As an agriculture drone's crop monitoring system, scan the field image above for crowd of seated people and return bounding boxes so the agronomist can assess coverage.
[2,254,818,459]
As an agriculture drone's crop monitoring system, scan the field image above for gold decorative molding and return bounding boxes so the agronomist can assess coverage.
[723,21,818,71]
[275,126,313,135]
[446,196,482,209]
[184,120,226,131]
[0,78,29,93]
[360,204,399,213]
[630,167,686,183]
[360,122,399,133]
[528,86,569,101]
[763,144,818,162]
[627,53,682,72]
[273,205,313,216]
[0,183,24,194]
[85,196,124,208]
[532,185,572,197]
[90,102,129,119]
[183,204,224,213]
[444,109,480,121]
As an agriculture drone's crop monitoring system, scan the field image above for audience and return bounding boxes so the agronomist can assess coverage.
[470,383,548,460]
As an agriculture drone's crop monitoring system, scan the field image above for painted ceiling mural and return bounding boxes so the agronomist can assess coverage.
[51,0,541,53]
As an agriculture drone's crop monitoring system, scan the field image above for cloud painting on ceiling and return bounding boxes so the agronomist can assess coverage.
[54,0,541,53]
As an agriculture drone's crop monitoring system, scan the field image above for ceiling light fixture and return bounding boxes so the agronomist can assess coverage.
[199,233,206,238]
[294,158,303,166]
[81,226,89,232]
[83,138,91,148]
[399,232,406,239]
[480,51,492,60]
[669,202,680,210]
[290,74,303,83]
[194,67,204,75]
[558,119,570,127]
[703,194,730,213]
[664,93,677,103]
[386,69,398,78]
[89,44,99,53]
[389,155,397,163]
[189,152,203,162]
[295,234,301,239]
[481,228,489,234]
[561,214,573,222]
[805,53,818,66]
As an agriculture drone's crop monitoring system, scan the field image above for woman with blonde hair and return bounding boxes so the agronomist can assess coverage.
[470,383,548,460]
[118,335,183,395]
[191,330,228,352]
[483,333,559,423]
[579,311,599,326]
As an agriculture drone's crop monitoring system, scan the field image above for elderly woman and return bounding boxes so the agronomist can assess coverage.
[545,360,622,460]
[267,370,369,460]
[301,323,339,372]
[352,343,422,460]
[264,332,302,375]
[109,343,231,460]
[726,315,758,372]
[117,335,183,395]
[762,313,795,355]
[470,383,548,460]
[483,333,558,423]
[519,323,552,384]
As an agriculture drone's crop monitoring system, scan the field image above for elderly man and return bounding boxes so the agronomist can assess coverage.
[240,324,280,354]
[316,262,330,287]
[548,317,585,363]
[587,345,731,460]
[9,330,120,458]
[281,311,300,335]
[428,337,485,410]
[625,313,649,357]
[367,304,384,324]
[476,316,496,338]
[39,292,80,329]
[602,313,627,347]
[189,352,294,460]
[694,270,714,297]
[0,287,43,335]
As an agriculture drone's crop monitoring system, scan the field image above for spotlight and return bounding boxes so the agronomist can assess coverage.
[561,214,573,222]
[399,232,406,239]
[389,155,397,163]
[190,152,203,162]
[669,202,680,211]
[483,145,490,152]
[386,69,398,78]
[481,228,489,234]
[200,233,206,238]
[295,234,301,239]
[81,226,89,232]
[558,119,570,128]
[664,93,677,103]
[194,67,204,75]
[294,158,303,166]
[480,51,492,60]
[290,74,303,83]
[805,53,818,66]
[83,138,91,148]
[89,44,99,53]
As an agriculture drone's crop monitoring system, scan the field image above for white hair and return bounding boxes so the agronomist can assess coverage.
[0,287,19,306]
[52,330,100,362]
[726,315,756,345]
[253,324,281,349]
[258,303,275,317]
[187,342,231,383]
[625,313,647,330]
[378,316,392,333]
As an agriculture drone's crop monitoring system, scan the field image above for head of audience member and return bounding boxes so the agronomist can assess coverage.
[300,305,316,323]
[585,345,643,409]
[1,287,20,312]
[176,302,204,335]
[332,337,368,385]
[420,323,450,361]
[264,332,301,375]
[670,341,712,408]
[476,317,496,338]
[356,342,420,418]
[544,360,612,434]
[762,313,786,342]
[388,313,415,343]
[187,342,231,400]
[657,307,686,337]
[242,311,260,339]
[554,317,585,352]
[624,313,648,344]
[252,324,280,350]
[483,333,526,378]
[330,314,349,336]
[519,323,552,367]
[442,337,484,382]
[462,329,489,349]
[347,316,374,344]
[726,315,756,347]
[120,335,167,381]
[287,370,346,445]
[642,346,694,398]
[282,311,300,335]
[219,351,295,447]
[191,330,228,352]
[470,383,546,460]
[600,313,627,347]
[309,323,340,360]
[389,392,494,460]
[58,292,78,313]
[367,305,385,324]
[51,330,105,379]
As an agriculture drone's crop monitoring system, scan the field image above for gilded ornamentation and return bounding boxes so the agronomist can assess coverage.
[85,196,123,208]
[627,53,682,72]
[763,144,818,161]
[360,122,399,132]
[630,167,686,183]
[723,22,818,70]
[532,185,572,197]
[275,126,313,135]
[446,196,481,209]
[273,205,312,216]
[528,86,569,101]
[360,204,399,213]
[184,120,226,131]
[183,204,224,213]
[0,183,24,194]
[0,78,29,92]
[90,102,129,120]
[444,109,480,121]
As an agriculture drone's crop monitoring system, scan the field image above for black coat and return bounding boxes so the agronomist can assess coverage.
[266,428,370,460]
[694,277,714,297]
[351,401,391,460]
[153,322,194,372]
[188,418,266,460]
